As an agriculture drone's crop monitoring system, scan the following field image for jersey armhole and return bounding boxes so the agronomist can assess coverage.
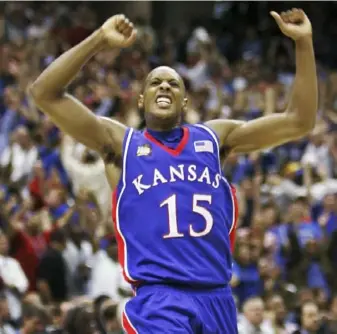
[193,123,222,174]
[194,123,221,148]
[116,127,134,190]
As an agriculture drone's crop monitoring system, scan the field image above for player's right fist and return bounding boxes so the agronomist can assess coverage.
[100,14,137,48]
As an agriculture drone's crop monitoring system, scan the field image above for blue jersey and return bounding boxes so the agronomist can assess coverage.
[113,124,237,288]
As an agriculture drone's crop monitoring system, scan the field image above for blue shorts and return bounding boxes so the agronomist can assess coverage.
[122,284,238,334]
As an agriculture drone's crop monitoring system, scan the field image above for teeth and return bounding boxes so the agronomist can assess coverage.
[156,97,171,104]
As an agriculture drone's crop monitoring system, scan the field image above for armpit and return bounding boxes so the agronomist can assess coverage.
[101,144,122,168]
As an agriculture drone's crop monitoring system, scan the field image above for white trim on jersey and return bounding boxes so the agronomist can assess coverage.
[123,307,138,334]
[115,128,137,283]
[194,124,236,235]
[122,294,138,334]
[225,177,236,235]
[194,124,222,174]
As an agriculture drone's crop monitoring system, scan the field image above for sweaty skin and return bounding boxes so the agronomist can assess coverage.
[30,10,317,189]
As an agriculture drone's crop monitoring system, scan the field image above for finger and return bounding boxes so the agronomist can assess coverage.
[288,13,297,24]
[298,9,308,22]
[121,18,130,31]
[116,16,129,33]
[115,14,125,26]
[290,9,302,24]
[270,11,284,27]
[117,18,129,32]
[123,25,133,38]
[124,29,137,47]
[121,22,133,36]
[282,12,290,24]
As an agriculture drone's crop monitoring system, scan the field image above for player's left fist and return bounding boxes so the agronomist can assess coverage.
[270,8,312,41]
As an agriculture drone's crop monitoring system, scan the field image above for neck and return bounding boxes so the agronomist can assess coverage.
[146,124,179,132]
[147,126,181,133]
[145,113,181,131]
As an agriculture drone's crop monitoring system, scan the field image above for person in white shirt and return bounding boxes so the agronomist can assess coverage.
[0,126,38,186]
[60,135,111,220]
[62,224,93,297]
[0,294,16,334]
[238,297,275,334]
[0,231,28,322]
[88,236,132,303]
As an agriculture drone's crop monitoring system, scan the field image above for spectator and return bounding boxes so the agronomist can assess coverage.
[63,223,92,297]
[0,2,337,332]
[0,293,15,334]
[88,235,132,302]
[265,294,299,333]
[19,301,50,334]
[0,230,28,324]
[63,301,98,334]
[295,301,330,334]
[37,228,68,304]
[0,126,38,188]
[238,297,275,334]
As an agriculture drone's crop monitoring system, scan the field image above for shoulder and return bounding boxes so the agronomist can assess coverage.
[99,117,128,140]
[186,123,220,141]
[204,119,244,147]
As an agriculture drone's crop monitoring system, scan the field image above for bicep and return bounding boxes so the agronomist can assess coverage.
[34,93,125,153]
[207,113,308,154]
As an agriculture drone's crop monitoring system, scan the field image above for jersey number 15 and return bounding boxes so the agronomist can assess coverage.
[160,194,213,238]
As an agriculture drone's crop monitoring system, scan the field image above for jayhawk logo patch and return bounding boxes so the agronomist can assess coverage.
[137,143,152,157]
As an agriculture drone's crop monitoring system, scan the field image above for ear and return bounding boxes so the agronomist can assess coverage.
[182,97,188,113]
[138,95,144,110]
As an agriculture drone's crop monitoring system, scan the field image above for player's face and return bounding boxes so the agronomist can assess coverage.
[139,66,187,130]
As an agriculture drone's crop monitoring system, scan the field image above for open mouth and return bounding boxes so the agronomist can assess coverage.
[156,95,172,108]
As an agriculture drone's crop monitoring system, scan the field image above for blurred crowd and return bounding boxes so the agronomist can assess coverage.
[1,1,337,334]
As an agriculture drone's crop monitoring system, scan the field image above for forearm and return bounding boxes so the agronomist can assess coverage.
[287,37,317,130]
[30,29,106,99]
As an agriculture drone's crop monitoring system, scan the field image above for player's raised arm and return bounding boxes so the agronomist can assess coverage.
[29,15,137,154]
[206,9,317,154]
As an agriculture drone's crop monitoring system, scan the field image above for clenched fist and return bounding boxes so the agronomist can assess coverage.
[270,8,312,41]
[100,14,137,48]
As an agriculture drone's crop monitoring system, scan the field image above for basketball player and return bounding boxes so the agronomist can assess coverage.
[30,8,317,334]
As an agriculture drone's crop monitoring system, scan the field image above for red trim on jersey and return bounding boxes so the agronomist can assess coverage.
[112,190,131,283]
[144,126,189,156]
[122,312,137,334]
[229,185,239,252]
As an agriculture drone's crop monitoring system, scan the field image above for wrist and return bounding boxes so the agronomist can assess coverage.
[295,35,313,47]
[91,28,109,51]
[95,28,122,52]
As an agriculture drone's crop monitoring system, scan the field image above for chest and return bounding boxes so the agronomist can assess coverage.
[127,137,221,192]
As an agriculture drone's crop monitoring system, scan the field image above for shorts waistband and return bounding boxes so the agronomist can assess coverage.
[135,283,231,296]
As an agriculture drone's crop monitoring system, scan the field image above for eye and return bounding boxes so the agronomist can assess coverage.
[170,81,179,87]
[150,80,160,86]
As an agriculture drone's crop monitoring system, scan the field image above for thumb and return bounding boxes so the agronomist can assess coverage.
[270,11,283,27]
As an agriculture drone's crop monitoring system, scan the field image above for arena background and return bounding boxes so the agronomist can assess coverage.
[0,1,337,333]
